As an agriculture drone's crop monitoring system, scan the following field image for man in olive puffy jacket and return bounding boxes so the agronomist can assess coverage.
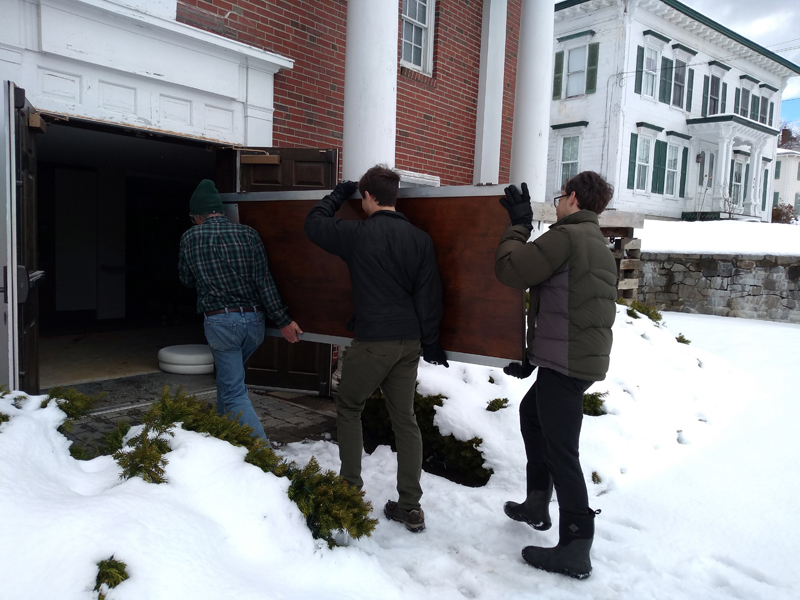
[495,171,617,580]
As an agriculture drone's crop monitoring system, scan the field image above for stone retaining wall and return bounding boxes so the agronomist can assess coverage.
[638,253,800,322]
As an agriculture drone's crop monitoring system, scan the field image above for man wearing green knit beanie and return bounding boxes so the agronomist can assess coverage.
[179,179,303,445]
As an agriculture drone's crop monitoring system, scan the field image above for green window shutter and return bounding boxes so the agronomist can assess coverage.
[658,57,673,103]
[586,43,599,94]
[679,147,689,198]
[750,95,759,120]
[797,162,800,180]
[686,69,694,111]
[775,161,781,179]
[627,133,638,189]
[734,88,740,114]
[701,75,709,117]
[553,51,564,100]
[652,140,667,194]
[769,102,775,126]
[762,169,768,211]
[721,82,727,113]
[773,191,779,207]
[743,163,749,201]
[634,46,644,95]
[729,159,734,196]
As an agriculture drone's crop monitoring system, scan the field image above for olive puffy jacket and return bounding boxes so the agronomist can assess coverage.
[495,210,617,381]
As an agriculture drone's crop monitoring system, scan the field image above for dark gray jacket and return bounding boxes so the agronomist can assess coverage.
[495,210,617,381]
[304,195,443,346]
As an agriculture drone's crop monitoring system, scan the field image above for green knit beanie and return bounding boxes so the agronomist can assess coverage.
[190,179,224,215]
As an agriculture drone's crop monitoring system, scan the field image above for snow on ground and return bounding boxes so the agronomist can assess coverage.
[636,219,800,255]
[2,305,799,600]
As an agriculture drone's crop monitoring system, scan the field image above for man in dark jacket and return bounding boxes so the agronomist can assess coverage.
[304,165,448,533]
[495,171,617,579]
[179,179,302,445]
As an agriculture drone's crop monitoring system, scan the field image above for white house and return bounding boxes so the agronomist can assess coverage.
[547,0,800,221]
[773,149,800,215]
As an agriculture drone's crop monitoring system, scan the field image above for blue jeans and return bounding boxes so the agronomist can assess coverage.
[203,310,268,443]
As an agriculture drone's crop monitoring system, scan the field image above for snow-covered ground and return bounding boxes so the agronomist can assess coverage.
[2,305,799,600]
[636,219,800,255]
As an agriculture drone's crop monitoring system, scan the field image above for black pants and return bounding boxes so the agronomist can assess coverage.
[520,367,593,514]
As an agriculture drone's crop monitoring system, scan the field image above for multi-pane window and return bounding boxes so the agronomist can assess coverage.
[636,137,652,191]
[566,47,587,97]
[708,76,721,115]
[401,0,433,73]
[731,162,743,205]
[760,97,769,124]
[672,60,686,108]
[560,136,580,187]
[665,144,680,196]
[740,88,750,118]
[643,47,658,98]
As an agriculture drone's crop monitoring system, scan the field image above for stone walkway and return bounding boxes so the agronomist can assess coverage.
[49,372,337,452]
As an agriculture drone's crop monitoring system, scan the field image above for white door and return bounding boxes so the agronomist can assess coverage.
[1,81,19,390]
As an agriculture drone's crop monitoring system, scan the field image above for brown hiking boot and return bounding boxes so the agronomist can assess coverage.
[384,500,425,533]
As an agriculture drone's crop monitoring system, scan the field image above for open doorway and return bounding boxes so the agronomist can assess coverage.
[36,122,219,388]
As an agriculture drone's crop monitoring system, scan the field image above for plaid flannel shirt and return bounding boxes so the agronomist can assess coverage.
[178,216,292,327]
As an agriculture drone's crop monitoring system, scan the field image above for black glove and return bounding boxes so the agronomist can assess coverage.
[422,343,449,368]
[499,183,533,230]
[329,180,359,210]
[503,354,536,379]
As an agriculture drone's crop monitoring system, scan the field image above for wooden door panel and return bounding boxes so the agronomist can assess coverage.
[221,146,337,393]
[237,193,524,363]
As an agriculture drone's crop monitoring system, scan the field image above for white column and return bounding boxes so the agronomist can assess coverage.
[473,0,508,185]
[716,128,733,209]
[244,67,275,147]
[745,144,761,216]
[509,0,554,198]
[342,0,398,180]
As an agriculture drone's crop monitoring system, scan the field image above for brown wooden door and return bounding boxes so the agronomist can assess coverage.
[216,147,336,395]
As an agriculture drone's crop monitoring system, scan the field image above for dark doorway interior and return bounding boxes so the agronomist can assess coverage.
[35,122,218,387]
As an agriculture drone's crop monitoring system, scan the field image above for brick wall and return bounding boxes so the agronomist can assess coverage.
[176,0,521,184]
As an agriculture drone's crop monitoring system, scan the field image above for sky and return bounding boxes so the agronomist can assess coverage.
[658,0,800,124]
[1,220,799,599]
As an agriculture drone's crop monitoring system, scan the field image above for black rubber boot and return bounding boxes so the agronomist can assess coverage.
[521,508,598,580]
[503,486,553,530]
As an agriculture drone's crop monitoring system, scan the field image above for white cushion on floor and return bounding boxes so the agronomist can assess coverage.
[159,361,214,375]
[157,344,213,366]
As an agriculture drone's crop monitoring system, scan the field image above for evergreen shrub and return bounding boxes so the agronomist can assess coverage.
[486,398,509,412]
[628,300,662,322]
[676,333,691,344]
[123,387,377,547]
[583,391,608,416]
[362,388,492,487]
[95,556,128,599]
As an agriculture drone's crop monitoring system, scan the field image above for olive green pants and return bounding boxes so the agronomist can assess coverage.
[335,339,423,510]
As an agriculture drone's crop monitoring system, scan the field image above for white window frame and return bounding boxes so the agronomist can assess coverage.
[635,135,653,192]
[400,0,436,75]
[759,95,769,124]
[643,46,659,99]
[558,135,581,188]
[664,143,681,198]
[731,160,744,205]
[708,75,721,115]
[671,59,686,108]
[739,86,751,118]
[564,46,588,98]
